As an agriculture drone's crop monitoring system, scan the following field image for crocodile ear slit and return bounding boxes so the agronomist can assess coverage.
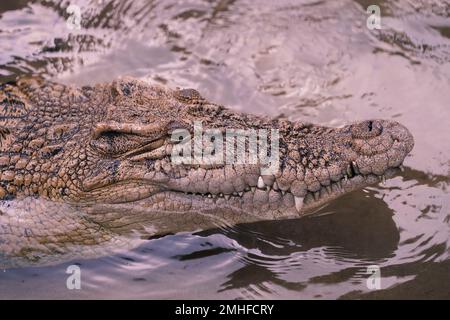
[174,88,203,103]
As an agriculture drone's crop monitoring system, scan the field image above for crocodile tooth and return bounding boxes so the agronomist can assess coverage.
[238,192,244,197]
[273,181,279,191]
[281,190,286,196]
[344,175,348,182]
[225,194,231,200]
[399,165,405,172]
[266,186,271,192]
[257,176,265,189]
[207,194,212,198]
[251,187,256,192]
[326,186,332,194]
[294,196,304,213]
[347,164,353,178]
[336,181,342,189]
[233,192,238,196]
[352,161,360,174]
[313,192,320,201]
[380,175,386,185]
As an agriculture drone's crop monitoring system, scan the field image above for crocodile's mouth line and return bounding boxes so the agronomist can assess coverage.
[164,166,403,214]
[80,161,402,211]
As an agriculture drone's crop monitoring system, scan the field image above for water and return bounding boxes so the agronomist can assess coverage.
[0,0,449,299]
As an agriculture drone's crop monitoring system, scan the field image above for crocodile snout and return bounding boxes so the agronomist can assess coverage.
[348,119,414,176]
[351,120,383,139]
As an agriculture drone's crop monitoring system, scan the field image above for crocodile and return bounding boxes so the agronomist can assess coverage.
[0,77,414,267]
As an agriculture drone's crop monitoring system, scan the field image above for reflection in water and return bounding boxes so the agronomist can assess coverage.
[0,0,449,299]
[205,190,401,297]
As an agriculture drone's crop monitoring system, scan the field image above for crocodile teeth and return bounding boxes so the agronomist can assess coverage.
[225,194,231,200]
[281,190,286,196]
[326,186,332,194]
[238,192,243,197]
[399,165,405,172]
[344,175,348,182]
[273,181,279,191]
[294,196,304,213]
[257,176,265,189]
[207,194,212,198]
[266,186,271,191]
[251,187,256,192]
[313,192,320,201]
[380,175,386,185]
[219,193,224,198]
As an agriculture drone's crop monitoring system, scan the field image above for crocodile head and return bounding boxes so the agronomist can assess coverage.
[0,77,414,225]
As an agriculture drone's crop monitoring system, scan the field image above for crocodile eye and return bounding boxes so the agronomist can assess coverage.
[91,131,148,156]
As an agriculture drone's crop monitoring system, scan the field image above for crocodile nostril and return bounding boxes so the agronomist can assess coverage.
[351,120,383,139]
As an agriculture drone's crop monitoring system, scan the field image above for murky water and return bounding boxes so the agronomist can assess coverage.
[1,0,449,299]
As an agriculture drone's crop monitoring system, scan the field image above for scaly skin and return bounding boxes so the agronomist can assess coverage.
[0,77,414,267]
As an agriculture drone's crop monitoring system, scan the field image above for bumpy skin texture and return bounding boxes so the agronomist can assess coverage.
[0,77,414,267]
